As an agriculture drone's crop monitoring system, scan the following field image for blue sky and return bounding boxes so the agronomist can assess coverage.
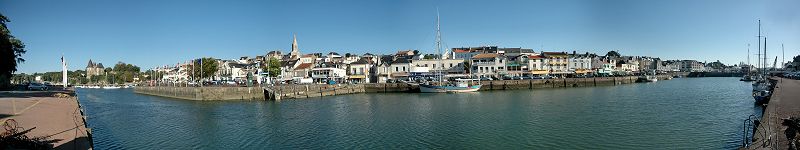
[1,0,798,73]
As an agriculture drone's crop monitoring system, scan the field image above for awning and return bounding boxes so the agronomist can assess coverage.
[530,70,549,75]
[550,71,573,74]
[574,69,593,74]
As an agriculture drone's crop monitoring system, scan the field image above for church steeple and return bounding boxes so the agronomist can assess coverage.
[290,33,300,60]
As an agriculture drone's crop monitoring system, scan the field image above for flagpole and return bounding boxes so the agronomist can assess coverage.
[200,58,203,87]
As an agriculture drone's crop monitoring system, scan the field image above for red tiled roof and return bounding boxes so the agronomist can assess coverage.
[453,49,472,53]
[294,63,313,70]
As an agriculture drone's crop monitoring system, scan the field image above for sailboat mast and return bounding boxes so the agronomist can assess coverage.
[764,37,767,74]
[757,20,762,74]
[435,8,443,81]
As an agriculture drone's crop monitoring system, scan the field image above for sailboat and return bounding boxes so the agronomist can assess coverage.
[419,9,482,93]
[741,44,756,81]
[751,20,771,104]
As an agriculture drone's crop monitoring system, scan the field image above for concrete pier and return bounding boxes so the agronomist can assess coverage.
[746,78,800,149]
[0,90,93,149]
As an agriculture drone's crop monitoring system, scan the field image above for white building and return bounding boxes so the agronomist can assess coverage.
[311,68,347,83]
[680,60,706,72]
[411,59,465,74]
[347,58,373,83]
[568,53,593,75]
[470,53,507,78]
[542,52,570,77]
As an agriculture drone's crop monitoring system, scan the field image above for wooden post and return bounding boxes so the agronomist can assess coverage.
[529,79,532,89]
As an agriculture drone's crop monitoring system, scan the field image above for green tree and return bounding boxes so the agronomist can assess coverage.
[606,51,621,57]
[113,62,140,83]
[189,57,218,81]
[260,58,282,77]
[0,13,27,89]
[463,60,472,74]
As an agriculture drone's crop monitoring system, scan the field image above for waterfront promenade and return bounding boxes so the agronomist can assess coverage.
[0,90,92,149]
[747,78,800,149]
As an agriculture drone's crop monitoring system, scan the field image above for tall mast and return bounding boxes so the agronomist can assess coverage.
[764,37,767,74]
[782,43,785,69]
[757,20,762,73]
[435,8,443,81]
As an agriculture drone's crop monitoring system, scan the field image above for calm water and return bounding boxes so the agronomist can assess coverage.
[78,78,761,149]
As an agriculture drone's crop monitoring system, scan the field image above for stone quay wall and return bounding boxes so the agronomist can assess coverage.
[134,86,264,100]
[137,74,680,101]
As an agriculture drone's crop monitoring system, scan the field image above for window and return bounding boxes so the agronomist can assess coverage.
[449,64,453,68]
[395,67,398,72]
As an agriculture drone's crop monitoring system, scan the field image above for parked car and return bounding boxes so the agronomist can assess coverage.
[479,77,493,81]
[502,76,513,80]
[521,76,533,80]
[27,83,48,91]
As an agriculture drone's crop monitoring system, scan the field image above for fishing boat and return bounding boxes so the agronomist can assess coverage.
[420,79,482,93]
[418,9,482,93]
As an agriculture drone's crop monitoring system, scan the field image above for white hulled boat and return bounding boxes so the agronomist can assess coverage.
[420,79,482,93]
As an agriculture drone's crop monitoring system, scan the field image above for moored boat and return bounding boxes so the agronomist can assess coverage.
[417,10,482,93]
[419,79,482,93]
[740,75,756,82]
[102,86,122,89]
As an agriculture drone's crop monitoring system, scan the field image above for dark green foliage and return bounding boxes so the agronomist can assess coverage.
[189,57,218,80]
[260,58,281,77]
[606,51,621,57]
[0,13,27,90]
[112,62,140,83]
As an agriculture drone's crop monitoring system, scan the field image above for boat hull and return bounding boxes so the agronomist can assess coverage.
[753,91,770,105]
[419,84,482,93]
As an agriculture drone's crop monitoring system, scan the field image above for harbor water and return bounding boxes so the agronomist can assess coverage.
[78,77,761,149]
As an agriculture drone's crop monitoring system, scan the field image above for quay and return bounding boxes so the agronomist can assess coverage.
[745,78,800,149]
[0,89,92,149]
[135,74,679,101]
